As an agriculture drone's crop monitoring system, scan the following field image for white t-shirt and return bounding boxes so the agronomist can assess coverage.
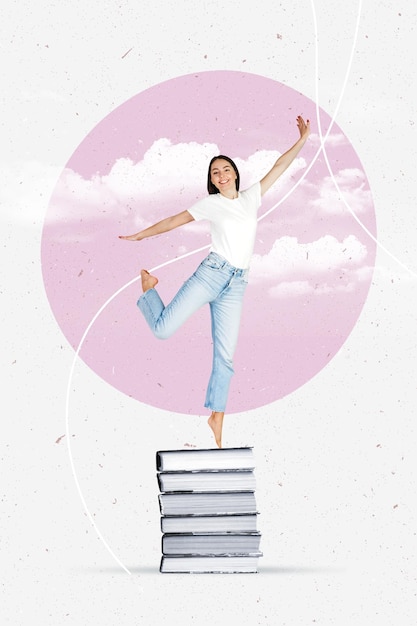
[187,181,262,269]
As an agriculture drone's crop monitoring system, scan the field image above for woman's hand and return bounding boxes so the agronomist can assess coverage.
[296,115,310,140]
[118,233,141,241]
[260,114,311,196]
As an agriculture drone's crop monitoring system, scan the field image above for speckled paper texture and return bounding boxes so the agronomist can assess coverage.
[2,1,417,624]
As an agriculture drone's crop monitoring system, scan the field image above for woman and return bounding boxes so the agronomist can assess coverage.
[119,115,310,447]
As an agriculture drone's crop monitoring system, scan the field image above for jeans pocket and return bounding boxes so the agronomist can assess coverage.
[201,254,224,271]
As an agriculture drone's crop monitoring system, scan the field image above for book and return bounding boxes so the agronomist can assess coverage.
[159,554,262,574]
[158,491,258,517]
[156,447,255,472]
[160,513,259,534]
[161,532,262,556]
[157,469,256,493]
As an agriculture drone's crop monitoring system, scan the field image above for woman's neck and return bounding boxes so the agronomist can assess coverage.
[219,189,238,200]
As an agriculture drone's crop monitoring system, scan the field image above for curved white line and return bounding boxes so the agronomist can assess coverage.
[309,0,416,278]
[65,243,210,575]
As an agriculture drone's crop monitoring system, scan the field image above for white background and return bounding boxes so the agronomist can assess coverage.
[2,1,416,624]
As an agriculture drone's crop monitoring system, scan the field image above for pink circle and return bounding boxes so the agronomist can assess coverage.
[41,71,376,414]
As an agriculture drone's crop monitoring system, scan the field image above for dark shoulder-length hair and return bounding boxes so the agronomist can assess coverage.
[207,155,240,195]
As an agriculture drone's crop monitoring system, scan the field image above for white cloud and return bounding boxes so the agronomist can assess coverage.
[268,280,313,297]
[308,132,348,149]
[250,235,372,298]
[268,279,358,298]
[309,168,373,215]
[55,168,115,205]
[102,138,221,198]
[249,234,376,297]
[250,234,369,282]
[350,265,375,284]
[235,150,307,189]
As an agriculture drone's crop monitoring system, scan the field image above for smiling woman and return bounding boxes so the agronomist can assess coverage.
[119,116,310,447]
[208,156,240,197]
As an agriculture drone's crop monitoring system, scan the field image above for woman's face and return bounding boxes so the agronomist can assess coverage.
[210,159,238,194]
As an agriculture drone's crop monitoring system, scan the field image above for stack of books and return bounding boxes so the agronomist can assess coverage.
[156,447,262,573]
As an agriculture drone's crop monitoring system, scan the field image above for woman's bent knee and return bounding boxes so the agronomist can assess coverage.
[153,327,174,340]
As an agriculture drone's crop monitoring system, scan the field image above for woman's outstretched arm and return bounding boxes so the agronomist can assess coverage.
[260,115,310,196]
[119,209,195,241]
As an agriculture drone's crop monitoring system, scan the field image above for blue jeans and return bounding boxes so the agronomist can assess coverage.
[137,252,249,412]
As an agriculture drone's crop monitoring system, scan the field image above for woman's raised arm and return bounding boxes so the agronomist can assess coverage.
[119,210,195,241]
[260,115,310,196]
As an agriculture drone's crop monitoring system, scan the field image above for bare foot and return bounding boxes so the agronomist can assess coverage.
[141,269,158,292]
[208,411,224,448]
